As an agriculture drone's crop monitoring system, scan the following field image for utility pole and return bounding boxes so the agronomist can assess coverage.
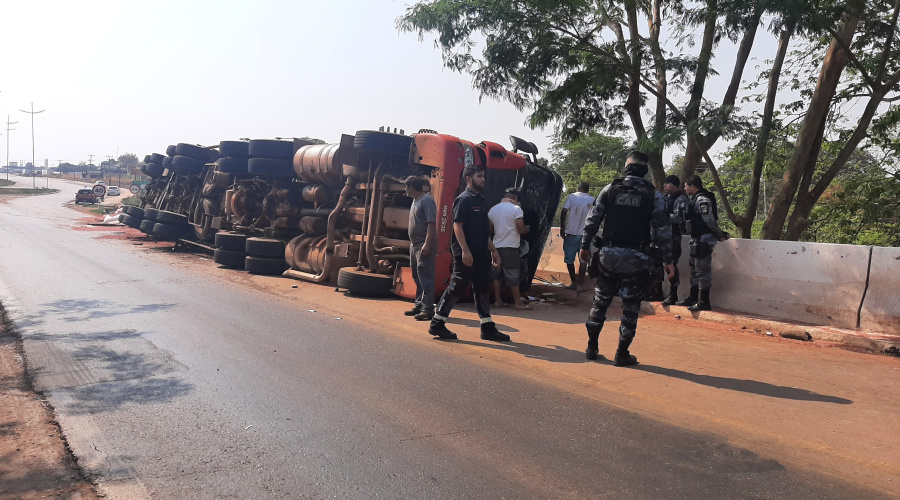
[4,116,17,181]
[20,102,45,190]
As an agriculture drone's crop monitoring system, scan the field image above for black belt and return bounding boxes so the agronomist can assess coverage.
[603,239,646,251]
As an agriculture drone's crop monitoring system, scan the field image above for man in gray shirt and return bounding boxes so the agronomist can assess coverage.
[404,176,438,321]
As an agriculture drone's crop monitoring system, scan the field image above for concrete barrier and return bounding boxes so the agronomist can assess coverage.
[859,246,900,333]
[707,239,870,329]
[540,229,882,331]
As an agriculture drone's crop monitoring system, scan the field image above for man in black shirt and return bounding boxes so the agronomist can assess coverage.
[429,166,507,341]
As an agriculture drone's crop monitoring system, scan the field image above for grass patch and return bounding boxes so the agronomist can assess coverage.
[0,179,14,187]
[0,187,60,196]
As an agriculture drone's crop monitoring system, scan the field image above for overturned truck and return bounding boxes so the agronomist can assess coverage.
[128,129,563,298]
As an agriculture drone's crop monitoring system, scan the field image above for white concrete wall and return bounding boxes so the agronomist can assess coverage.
[706,239,870,329]
[859,246,900,332]
[539,229,893,332]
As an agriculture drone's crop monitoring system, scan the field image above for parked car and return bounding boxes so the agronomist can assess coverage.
[75,189,99,204]
[106,186,121,196]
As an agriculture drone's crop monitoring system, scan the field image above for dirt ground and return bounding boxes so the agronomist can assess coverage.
[0,307,101,500]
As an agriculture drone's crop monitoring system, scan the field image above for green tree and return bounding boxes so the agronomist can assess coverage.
[118,153,139,166]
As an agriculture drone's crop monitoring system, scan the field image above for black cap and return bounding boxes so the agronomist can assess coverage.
[665,175,680,186]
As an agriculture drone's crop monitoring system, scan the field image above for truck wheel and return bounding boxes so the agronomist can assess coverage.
[248,157,294,177]
[214,248,246,268]
[219,140,250,159]
[142,162,165,178]
[171,155,206,173]
[162,156,173,170]
[215,232,248,251]
[148,153,166,164]
[139,219,156,234]
[166,145,176,157]
[245,256,287,275]
[175,143,211,161]
[354,130,413,157]
[155,210,189,227]
[245,237,286,258]
[144,208,159,222]
[193,198,217,243]
[248,139,293,159]
[123,206,144,218]
[337,267,394,297]
[120,214,142,229]
[215,157,249,174]
[152,222,188,241]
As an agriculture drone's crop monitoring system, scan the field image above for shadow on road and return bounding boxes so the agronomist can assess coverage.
[68,376,194,415]
[453,339,589,364]
[636,364,853,404]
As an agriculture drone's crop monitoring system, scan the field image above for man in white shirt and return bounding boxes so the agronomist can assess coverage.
[559,182,595,291]
[488,188,530,310]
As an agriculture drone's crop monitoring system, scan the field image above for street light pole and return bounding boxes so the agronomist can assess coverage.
[20,102,45,190]
[4,116,17,181]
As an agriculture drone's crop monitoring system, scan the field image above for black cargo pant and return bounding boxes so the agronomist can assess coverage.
[585,263,648,343]
[434,253,492,320]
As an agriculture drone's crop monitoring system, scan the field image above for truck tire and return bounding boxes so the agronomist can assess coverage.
[193,198,217,243]
[153,222,189,241]
[245,255,287,275]
[248,139,293,159]
[123,206,144,218]
[120,213,142,229]
[144,208,159,222]
[166,145,176,157]
[219,140,250,159]
[162,156,173,170]
[215,231,248,251]
[213,248,246,268]
[337,267,394,297]
[171,155,206,173]
[215,157,249,174]
[155,210,189,227]
[142,162,165,178]
[354,130,413,157]
[248,157,294,177]
[245,237,285,257]
[174,143,210,161]
[148,153,165,164]
[139,219,156,234]
[143,155,151,163]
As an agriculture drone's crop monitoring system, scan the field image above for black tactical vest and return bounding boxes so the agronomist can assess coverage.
[602,177,655,247]
[688,189,718,237]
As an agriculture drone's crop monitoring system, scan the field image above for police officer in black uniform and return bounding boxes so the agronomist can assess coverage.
[579,151,674,366]
[661,174,690,305]
[677,175,729,311]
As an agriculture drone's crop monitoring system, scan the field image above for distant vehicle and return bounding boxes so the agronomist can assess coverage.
[94,180,106,186]
[106,186,120,196]
[75,189,99,204]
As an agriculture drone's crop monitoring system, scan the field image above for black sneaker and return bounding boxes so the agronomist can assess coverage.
[414,311,434,321]
[404,306,422,316]
[480,322,510,342]
[428,320,457,340]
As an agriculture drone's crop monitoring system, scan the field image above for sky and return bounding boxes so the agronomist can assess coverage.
[1,0,780,169]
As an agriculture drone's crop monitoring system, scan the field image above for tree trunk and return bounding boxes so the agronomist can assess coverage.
[761,16,859,240]
[741,21,794,238]
[680,0,716,182]
[648,0,668,190]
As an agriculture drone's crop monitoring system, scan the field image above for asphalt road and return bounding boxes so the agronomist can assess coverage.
[0,179,891,499]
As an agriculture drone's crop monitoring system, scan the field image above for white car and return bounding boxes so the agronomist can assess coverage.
[106,186,121,197]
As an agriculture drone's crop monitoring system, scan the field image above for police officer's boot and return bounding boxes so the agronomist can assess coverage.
[647,282,665,302]
[613,338,638,367]
[688,288,712,311]
[585,327,603,361]
[661,287,678,306]
[676,286,699,307]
